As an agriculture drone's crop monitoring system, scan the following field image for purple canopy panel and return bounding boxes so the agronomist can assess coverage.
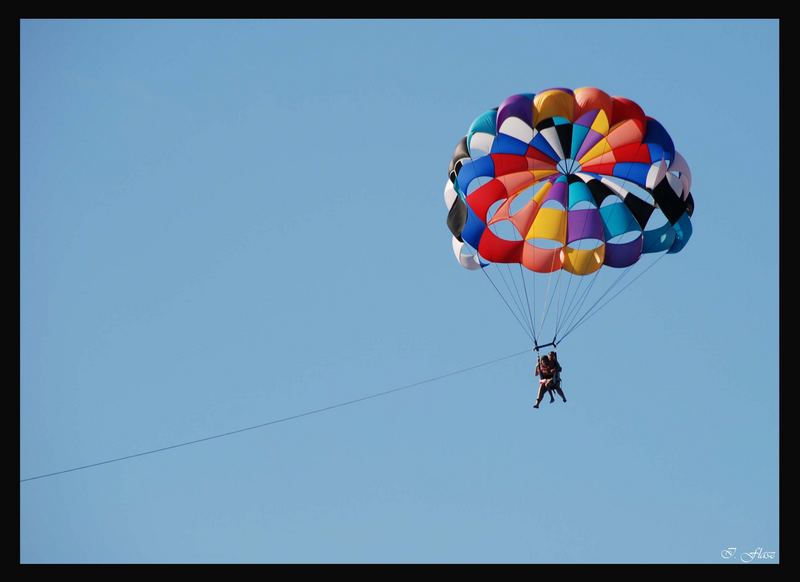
[575,129,606,161]
[566,208,604,244]
[604,235,643,267]
[541,179,568,207]
[497,94,534,132]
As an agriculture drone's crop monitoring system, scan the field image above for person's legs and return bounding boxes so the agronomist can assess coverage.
[534,381,547,407]
[553,382,566,402]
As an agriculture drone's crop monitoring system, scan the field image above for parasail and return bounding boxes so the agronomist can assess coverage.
[444,87,694,350]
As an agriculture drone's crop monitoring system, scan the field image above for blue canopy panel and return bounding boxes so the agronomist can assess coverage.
[468,109,497,140]
[461,202,486,250]
[529,131,562,162]
[567,179,595,208]
[570,124,591,159]
[491,133,531,156]
[612,162,650,188]
[667,212,693,254]
[643,117,675,163]
[454,155,495,196]
[642,222,676,253]
[599,203,641,240]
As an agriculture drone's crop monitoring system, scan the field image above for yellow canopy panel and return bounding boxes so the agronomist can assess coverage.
[526,207,566,243]
[562,244,605,275]
[534,90,575,125]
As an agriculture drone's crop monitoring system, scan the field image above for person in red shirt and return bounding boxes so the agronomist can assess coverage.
[534,354,555,408]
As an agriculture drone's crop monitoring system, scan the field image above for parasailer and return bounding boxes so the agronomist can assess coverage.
[534,354,555,408]
[547,351,566,404]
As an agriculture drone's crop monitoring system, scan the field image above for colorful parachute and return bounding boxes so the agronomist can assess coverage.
[444,87,694,348]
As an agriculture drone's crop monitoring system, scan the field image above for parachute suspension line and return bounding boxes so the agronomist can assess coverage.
[560,251,668,343]
[555,265,594,341]
[530,248,536,339]
[481,266,535,342]
[489,234,526,325]
[518,219,539,345]
[518,262,538,346]
[502,261,531,335]
[536,246,558,334]
[494,263,533,337]
[489,189,538,343]
[538,250,566,342]
[557,267,603,341]
[478,173,535,340]
[560,263,636,341]
[552,270,573,340]
[562,265,633,337]
[512,212,537,345]
[498,263,535,337]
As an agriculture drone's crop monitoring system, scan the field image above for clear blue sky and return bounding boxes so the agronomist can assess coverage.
[20,19,779,563]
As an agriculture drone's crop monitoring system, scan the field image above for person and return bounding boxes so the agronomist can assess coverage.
[533,354,556,408]
[547,351,567,403]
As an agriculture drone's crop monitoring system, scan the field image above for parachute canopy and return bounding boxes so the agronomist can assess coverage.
[444,87,694,347]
